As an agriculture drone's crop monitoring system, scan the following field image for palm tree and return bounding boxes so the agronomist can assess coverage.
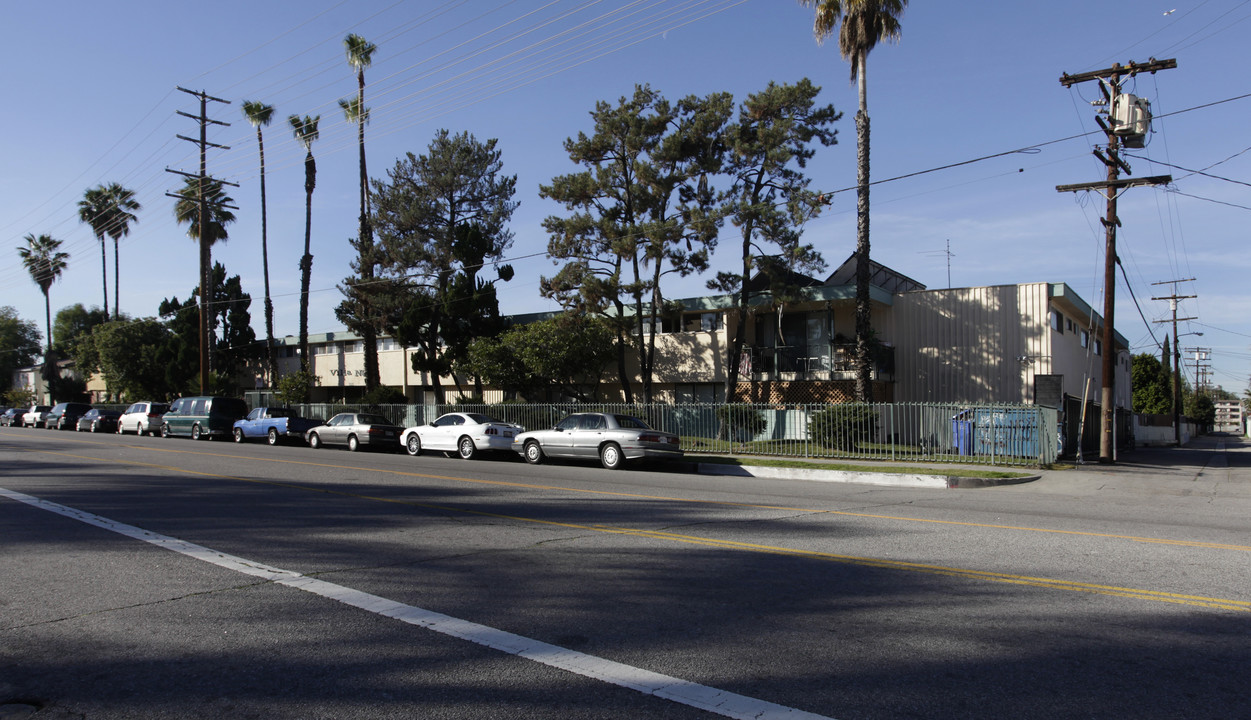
[243,100,279,386]
[341,33,380,390]
[173,176,236,383]
[77,187,112,321]
[173,176,236,246]
[289,114,320,371]
[18,233,70,357]
[100,183,141,319]
[800,0,907,402]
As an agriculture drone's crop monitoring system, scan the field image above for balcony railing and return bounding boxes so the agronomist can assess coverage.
[748,344,894,381]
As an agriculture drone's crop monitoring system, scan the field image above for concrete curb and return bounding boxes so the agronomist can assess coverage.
[693,462,1040,489]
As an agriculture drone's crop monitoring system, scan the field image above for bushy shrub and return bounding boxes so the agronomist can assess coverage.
[276,370,317,405]
[807,404,879,450]
[361,385,406,407]
[715,404,768,442]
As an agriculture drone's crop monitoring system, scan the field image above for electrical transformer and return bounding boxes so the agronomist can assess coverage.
[1111,94,1152,148]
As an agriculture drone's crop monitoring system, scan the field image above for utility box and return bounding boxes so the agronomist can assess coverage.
[1111,94,1151,148]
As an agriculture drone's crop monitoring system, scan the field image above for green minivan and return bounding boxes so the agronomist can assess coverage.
[160,396,249,440]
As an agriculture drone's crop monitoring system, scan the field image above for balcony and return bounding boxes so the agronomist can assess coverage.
[747,344,894,382]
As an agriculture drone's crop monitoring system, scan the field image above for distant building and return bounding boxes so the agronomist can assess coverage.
[1213,400,1244,433]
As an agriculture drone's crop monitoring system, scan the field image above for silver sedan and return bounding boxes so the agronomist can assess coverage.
[306,412,403,452]
[511,412,683,470]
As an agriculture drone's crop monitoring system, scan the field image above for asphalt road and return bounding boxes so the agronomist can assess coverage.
[2,428,1248,719]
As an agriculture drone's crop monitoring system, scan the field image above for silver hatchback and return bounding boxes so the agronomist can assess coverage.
[511,413,683,470]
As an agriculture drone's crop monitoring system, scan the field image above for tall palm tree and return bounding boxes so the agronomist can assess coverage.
[800,0,907,402]
[18,233,70,357]
[77,187,112,321]
[289,114,320,372]
[100,183,141,319]
[174,176,236,381]
[173,176,236,247]
[341,33,380,390]
[242,100,279,386]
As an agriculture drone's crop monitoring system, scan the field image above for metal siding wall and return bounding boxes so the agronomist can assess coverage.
[895,284,1048,404]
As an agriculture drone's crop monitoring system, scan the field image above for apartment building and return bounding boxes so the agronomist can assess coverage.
[271,257,1130,413]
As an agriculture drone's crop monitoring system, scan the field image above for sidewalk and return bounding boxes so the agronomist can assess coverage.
[691,432,1251,490]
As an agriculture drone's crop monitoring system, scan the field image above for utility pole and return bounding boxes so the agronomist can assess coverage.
[1187,348,1211,395]
[1151,278,1196,446]
[1058,58,1175,463]
[167,87,237,395]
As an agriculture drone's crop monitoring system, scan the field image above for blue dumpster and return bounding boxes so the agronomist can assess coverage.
[952,411,973,455]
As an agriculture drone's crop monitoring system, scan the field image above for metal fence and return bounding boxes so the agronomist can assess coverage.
[292,401,1057,467]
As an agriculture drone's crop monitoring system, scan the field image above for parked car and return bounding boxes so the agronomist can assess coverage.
[77,408,122,433]
[233,407,322,445]
[0,408,22,426]
[117,401,170,436]
[511,412,683,470]
[47,402,93,430]
[401,412,524,459]
[22,406,53,428]
[160,396,249,440]
[306,412,403,452]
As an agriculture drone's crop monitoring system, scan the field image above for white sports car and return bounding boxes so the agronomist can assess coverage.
[401,412,524,460]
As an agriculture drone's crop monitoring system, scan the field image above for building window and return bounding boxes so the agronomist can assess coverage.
[313,344,340,355]
[345,341,364,353]
[1095,340,1103,356]
[682,312,722,332]
[1066,319,1074,332]
[378,337,399,351]
[636,317,667,335]
[1080,330,1089,348]
[1050,311,1063,333]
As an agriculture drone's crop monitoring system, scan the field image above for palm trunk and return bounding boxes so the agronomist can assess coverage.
[258,129,278,387]
[113,240,120,319]
[299,152,315,373]
[853,52,874,403]
[44,292,52,357]
[358,73,380,392]
[98,238,108,321]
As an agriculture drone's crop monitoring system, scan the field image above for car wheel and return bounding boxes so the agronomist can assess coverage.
[523,440,545,465]
[161,424,170,438]
[458,436,477,460]
[267,428,279,446]
[599,442,623,470]
[405,433,422,456]
[233,428,245,443]
[347,434,360,452]
[90,422,99,433]
[309,432,322,449]
[116,423,123,435]
[191,424,203,441]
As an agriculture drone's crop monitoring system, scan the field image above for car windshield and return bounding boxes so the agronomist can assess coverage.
[357,414,391,426]
[613,415,652,430]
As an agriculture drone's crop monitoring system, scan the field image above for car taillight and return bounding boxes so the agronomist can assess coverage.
[638,433,662,443]
[485,427,498,435]
[367,427,386,436]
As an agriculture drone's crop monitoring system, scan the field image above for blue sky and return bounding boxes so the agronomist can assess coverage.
[2,0,1248,396]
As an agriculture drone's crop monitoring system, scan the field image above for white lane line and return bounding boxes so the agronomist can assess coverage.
[2,486,834,720]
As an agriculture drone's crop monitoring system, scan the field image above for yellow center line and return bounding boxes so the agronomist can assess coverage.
[8,441,1250,613]
[38,438,1251,553]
